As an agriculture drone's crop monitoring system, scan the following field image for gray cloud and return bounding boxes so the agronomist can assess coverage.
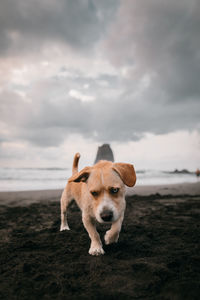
[105,0,200,102]
[0,0,200,150]
[1,74,199,147]
[0,0,119,56]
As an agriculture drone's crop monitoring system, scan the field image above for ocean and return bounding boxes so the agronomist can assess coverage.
[0,167,199,192]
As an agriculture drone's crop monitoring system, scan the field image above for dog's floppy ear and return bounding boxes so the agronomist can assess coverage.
[113,163,136,187]
[68,166,91,183]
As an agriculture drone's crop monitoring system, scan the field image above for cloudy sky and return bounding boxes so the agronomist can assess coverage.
[0,0,200,171]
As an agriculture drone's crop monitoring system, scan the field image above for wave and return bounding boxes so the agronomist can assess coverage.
[0,177,68,181]
[1,167,68,171]
[0,167,199,192]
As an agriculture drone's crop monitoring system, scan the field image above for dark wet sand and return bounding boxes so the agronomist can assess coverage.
[0,183,200,299]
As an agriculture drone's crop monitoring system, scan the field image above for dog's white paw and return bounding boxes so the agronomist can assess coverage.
[104,230,119,245]
[89,246,105,256]
[60,224,70,231]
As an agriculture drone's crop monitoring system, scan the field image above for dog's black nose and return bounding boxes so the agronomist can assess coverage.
[100,210,113,222]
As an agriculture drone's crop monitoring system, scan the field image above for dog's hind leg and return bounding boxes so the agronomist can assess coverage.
[60,189,72,231]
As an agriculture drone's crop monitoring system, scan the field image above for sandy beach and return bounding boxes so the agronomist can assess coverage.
[0,183,200,299]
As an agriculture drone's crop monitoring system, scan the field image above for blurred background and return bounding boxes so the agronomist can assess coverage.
[0,0,200,190]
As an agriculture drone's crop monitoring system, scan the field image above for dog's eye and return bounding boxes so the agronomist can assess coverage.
[110,187,119,194]
[91,191,99,197]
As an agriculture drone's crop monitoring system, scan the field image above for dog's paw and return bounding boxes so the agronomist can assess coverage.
[89,246,105,256]
[60,224,70,231]
[104,230,119,245]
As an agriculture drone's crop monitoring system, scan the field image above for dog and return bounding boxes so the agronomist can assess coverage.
[60,153,136,256]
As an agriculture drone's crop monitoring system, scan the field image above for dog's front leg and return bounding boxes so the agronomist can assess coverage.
[60,190,71,231]
[82,215,105,256]
[104,213,124,245]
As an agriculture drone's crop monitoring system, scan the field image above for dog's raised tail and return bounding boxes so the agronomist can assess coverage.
[72,153,80,175]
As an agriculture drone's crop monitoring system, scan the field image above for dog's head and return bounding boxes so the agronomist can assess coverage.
[68,160,136,223]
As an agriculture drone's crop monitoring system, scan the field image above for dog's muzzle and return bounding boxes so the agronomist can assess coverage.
[100,210,113,222]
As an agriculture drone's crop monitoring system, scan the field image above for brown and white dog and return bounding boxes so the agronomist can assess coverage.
[60,153,136,256]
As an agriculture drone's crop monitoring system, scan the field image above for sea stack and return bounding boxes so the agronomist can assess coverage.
[94,144,114,164]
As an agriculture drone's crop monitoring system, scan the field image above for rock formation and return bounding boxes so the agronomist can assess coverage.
[94,144,114,164]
